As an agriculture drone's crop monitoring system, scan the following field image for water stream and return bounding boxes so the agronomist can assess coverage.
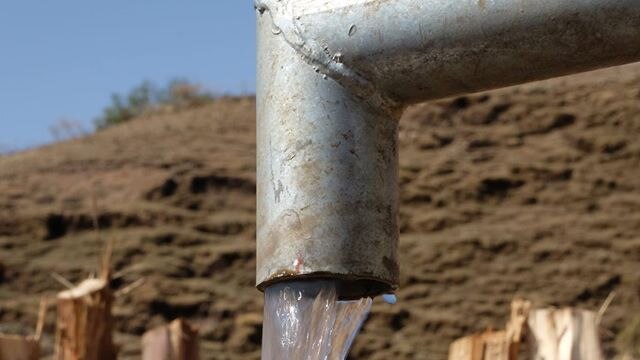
[261,280,373,360]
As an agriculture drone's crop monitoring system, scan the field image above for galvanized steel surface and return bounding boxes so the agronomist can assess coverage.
[257,11,399,298]
[256,0,640,297]
[257,0,640,104]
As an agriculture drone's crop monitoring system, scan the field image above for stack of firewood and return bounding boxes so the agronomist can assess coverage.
[448,296,613,360]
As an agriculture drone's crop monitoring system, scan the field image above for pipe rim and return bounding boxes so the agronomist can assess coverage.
[257,272,395,300]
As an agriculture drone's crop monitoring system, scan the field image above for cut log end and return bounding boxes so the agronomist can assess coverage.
[57,278,107,300]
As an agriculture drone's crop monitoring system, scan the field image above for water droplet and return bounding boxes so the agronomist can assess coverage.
[333,52,344,63]
[271,24,282,35]
[382,294,397,304]
[348,24,357,37]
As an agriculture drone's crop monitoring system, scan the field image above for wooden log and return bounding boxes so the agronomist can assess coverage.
[449,332,491,360]
[527,308,603,360]
[0,298,50,360]
[54,278,117,360]
[449,299,531,360]
[0,335,39,360]
[506,298,532,359]
[449,331,510,360]
[142,318,200,360]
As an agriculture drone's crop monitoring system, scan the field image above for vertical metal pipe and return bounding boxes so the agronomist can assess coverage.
[256,10,400,299]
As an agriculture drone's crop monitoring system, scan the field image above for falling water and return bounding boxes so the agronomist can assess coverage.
[261,280,373,360]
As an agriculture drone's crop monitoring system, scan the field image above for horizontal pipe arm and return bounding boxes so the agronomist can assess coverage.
[260,0,640,103]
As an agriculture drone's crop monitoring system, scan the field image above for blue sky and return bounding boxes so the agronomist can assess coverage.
[0,1,256,152]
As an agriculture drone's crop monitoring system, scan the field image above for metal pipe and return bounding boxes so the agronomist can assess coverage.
[257,0,640,105]
[257,10,400,298]
[256,0,640,298]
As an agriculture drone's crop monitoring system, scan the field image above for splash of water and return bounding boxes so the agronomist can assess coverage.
[261,280,373,360]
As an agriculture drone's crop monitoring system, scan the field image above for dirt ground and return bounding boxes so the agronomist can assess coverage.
[1,63,639,359]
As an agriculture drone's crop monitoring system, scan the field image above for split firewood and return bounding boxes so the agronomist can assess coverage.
[505,298,532,359]
[0,335,39,360]
[527,307,603,360]
[54,240,117,360]
[142,318,200,360]
[0,298,49,360]
[448,299,531,360]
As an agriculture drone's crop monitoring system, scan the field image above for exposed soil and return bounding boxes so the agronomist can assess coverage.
[1,63,640,359]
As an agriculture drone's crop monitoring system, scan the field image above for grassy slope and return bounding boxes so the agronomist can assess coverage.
[1,63,640,358]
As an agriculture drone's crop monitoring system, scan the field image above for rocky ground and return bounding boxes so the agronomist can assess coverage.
[1,63,639,359]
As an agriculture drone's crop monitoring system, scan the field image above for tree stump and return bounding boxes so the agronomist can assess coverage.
[0,335,39,360]
[55,278,117,360]
[449,299,531,360]
[527,308,603,360]
[142,318,200,360]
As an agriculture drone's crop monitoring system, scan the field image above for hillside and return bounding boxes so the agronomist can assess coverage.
[1,63,640,359]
